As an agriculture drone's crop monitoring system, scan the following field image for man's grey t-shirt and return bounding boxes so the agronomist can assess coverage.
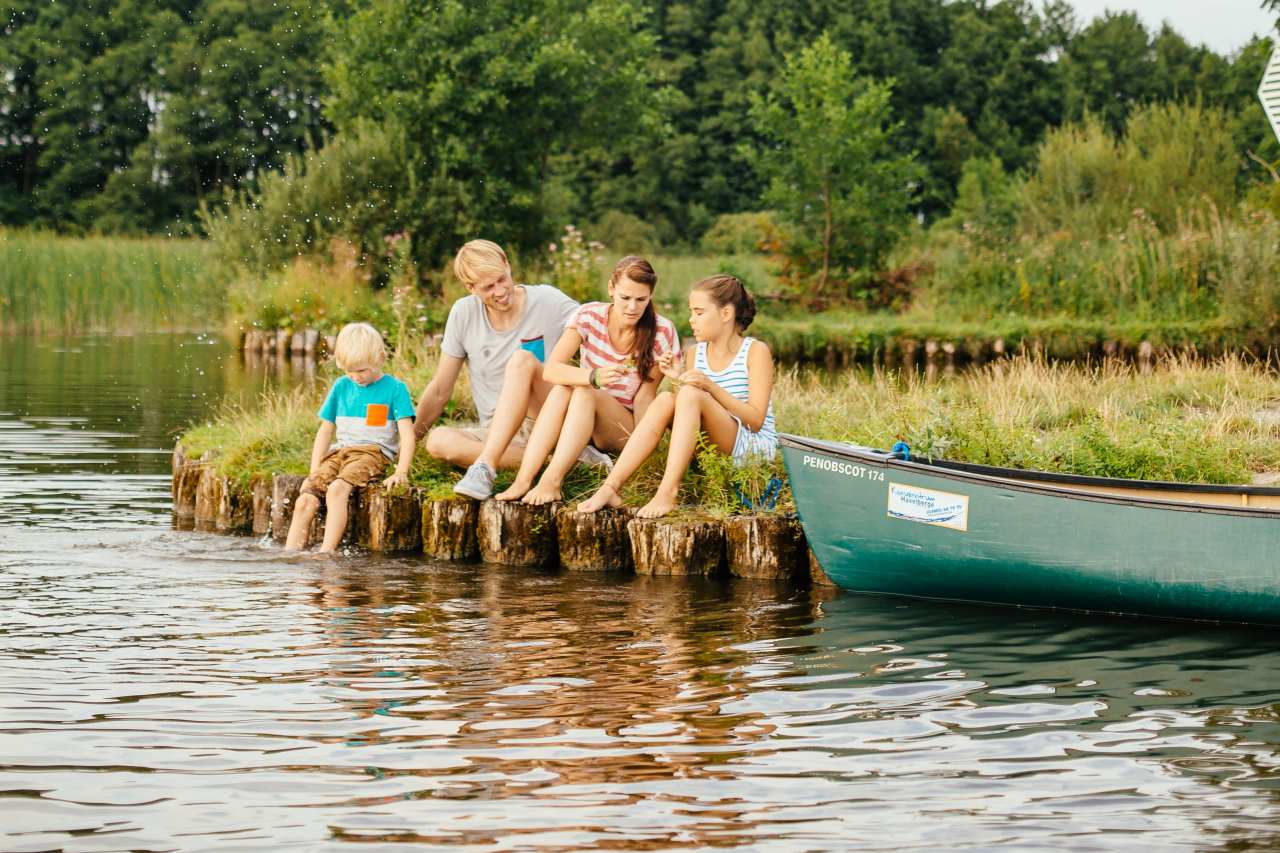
[440,284,578,425]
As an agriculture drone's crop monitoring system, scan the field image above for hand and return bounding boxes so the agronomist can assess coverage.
[593,363,628,387]
[678,369,712,392]
[383,471,409,490]
[657,351,681,381]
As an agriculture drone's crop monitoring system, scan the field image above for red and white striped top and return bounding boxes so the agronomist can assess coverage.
[570,301,680,409]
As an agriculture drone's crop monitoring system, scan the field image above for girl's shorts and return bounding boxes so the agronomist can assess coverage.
[731,420,778,463]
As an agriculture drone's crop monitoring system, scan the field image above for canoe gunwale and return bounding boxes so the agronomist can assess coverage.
[779,433,1280,518]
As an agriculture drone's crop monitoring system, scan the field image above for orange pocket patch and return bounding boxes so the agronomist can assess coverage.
[365,403,389,427]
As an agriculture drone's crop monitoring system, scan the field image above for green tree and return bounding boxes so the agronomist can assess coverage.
[748,33,918,300]
[95,0,328,231]
[322,0,661,265]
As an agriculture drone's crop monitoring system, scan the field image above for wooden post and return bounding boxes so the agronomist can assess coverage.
[358,486,423,552]
[723,515,807,580]
[422,498,480,561]
[556,506,635,572]
[627,517,725,576]
[477,499,558,567]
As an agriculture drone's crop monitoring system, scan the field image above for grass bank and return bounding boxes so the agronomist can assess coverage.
[1,230,222,334]
[180,340,1280,528]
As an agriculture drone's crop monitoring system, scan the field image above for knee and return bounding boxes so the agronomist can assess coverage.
[424,427,453,460]
[295,492,319,513]
[326,479,352,501]
[505,349,539,377]
[570,384,596,405]
[654,390,675,410]
[676,383,705,407]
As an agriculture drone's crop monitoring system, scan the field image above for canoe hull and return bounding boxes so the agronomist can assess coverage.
[781,436,1280,625]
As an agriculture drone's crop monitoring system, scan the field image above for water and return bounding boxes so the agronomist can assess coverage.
[3,335,1280,851]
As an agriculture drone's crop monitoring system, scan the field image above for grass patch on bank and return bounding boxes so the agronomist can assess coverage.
[181,336,1280,525]
[777,354,1280,484]
[1,230,222,334]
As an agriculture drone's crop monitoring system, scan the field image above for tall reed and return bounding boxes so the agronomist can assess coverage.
[1,230,222,333]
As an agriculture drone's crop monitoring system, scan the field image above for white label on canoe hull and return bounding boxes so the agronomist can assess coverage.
[887,482,969,531]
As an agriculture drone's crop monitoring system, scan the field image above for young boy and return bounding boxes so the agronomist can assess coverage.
[285,323,415,553]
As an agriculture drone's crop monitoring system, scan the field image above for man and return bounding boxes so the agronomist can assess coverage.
[414,239,594,499]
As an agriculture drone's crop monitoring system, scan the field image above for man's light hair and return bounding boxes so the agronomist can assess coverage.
[333,322,386,370]
[454,239,510,288]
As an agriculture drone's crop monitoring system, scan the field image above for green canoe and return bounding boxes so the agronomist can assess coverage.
[780,433,1280,625]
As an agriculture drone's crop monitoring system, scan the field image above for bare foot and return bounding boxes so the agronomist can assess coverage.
[636,492,677,519]
[495,479,533,501]
[576,482,621,514]
[521,482,562,506]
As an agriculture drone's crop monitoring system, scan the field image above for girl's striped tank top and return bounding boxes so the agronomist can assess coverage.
[694,337,777,453]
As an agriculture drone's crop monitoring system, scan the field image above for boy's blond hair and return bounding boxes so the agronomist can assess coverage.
[454,239,510,288]
[333,322,386,370]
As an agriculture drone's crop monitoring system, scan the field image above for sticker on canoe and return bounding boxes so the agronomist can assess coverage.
[887,482,969,531]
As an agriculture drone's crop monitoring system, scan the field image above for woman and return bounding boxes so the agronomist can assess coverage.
[577,273,776,518]
[495,255,680,504]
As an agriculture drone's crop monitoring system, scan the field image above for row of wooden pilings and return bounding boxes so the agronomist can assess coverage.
[172,446,832,584]
[240,326,1169,374]
[824,336,1163,374]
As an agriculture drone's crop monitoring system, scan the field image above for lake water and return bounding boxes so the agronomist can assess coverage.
[3,334,1280,851]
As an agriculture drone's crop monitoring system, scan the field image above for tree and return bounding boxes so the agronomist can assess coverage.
[322,0,661,265]
[748,33,918,301]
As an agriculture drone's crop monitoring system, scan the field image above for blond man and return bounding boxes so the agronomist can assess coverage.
[414,239,590,499]
[286,323,415,552]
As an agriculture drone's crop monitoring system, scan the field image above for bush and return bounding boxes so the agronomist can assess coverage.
[700,211,779,255]
[1022,103,1237,237]
[940,156,1023,246]
[200,119,422,282]
[593,210,661,255]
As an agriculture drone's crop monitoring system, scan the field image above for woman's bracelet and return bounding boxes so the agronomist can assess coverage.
[589,368,599,389]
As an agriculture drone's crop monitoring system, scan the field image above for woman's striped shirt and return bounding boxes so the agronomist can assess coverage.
[570,301,679,409]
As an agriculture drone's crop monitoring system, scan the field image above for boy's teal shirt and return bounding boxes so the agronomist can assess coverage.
[317,374,415,459]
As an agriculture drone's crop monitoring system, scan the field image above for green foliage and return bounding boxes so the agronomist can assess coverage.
[748,34,919,302]
[700,212,779,255]
[224,246,396,338]
[0,230,220,333]
[2,0,327,232]
[940,156,1023,246]
[1022,103,1238,237]
[545,225,608,304]
[322,0,661,264]
[200,119,418,279]
[592,210,661,256]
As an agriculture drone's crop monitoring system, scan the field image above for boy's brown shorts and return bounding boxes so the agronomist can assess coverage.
[302,445,388,502]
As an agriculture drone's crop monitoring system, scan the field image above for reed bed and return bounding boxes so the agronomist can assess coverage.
[0,230,222,333]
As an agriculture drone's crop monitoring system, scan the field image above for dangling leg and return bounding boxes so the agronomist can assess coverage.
[496,384,572,500]
[577,391,675,513]
[636,384,738,519]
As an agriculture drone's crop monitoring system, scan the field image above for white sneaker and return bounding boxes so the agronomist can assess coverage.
[577,444,614,471]
[453,461,497,500]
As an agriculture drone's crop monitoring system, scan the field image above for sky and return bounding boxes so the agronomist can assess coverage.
[1069,0,1276,54]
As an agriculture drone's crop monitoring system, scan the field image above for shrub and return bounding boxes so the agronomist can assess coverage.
[200,119,421,282]
[593,210,661,255]
[700,211,779,255]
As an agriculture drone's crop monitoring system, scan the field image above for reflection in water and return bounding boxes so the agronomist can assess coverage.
[3,335,1280,850]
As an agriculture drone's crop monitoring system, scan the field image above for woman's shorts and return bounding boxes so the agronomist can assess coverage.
[302,445,389,501]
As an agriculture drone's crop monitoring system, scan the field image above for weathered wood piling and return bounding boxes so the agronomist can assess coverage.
[172,446,814,583]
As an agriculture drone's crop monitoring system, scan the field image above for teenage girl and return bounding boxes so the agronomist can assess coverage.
[495,256,680,504]
[577,274,776,518]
